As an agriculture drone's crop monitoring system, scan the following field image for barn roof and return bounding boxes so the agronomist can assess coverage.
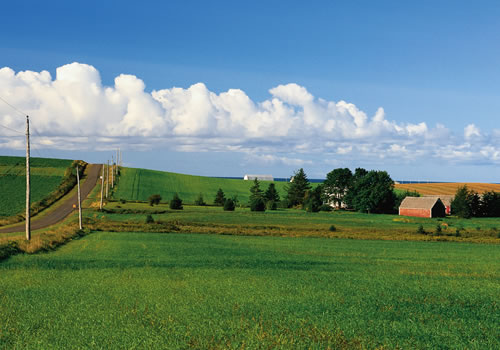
[399,196,444,210]
[423,195,454,207]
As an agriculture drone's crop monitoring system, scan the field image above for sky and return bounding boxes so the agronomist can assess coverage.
[1,0,500,181]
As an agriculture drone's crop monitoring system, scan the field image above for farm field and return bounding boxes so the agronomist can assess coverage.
[87,202,500,243]
[395,182,500,195]
[112,167,293,205]
[0,156,73,217]
[1,231,498,349]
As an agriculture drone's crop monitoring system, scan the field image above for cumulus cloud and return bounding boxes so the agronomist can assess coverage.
[1,62,499,166]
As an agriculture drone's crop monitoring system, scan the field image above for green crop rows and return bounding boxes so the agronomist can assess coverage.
[113,167,292,204]
[0,156,72,217]
[1,232,498,348]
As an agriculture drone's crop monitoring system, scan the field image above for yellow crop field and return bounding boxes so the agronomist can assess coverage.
[395,183,500,195]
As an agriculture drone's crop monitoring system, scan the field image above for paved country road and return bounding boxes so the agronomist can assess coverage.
[0,164,102,234]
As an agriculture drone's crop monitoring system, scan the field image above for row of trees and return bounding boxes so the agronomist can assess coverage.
[452,186,500,218]
[284,167,397,213]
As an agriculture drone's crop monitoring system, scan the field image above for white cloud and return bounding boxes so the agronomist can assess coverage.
[1,62,500,166]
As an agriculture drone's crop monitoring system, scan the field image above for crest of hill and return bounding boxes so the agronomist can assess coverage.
[112,167,296,204]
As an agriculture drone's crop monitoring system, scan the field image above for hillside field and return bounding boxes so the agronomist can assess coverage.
[112,167,294,205]
[395,182,500,195]
[0,156,73,217]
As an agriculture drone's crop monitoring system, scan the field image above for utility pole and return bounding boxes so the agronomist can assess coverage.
[111,155,114,188]
[25,115,31,241]
[99,164,104,210]
[116,149,119,176]
[106,160,109,199]
[76,164,82,230]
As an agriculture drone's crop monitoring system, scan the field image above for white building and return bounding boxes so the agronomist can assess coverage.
[243,174,274,181]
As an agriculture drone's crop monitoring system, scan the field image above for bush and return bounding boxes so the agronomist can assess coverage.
[320,204,332,212]
[223,198,236,211]
[329,225,336,232]
[417,224,426,234]
[250,197,266,212]
[194,193,206,206]
[169,193,183,210]
[148,194,162,206]
[435,224,442,235]
[145,214,154,224]
[120,198,127,204]
[266,200,277,211]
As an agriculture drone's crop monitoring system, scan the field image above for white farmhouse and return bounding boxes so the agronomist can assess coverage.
[243,174,274,181]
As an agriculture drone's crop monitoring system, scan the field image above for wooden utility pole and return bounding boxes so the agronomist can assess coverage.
[76,164,82,230]
[111,155,114,188]
[25,115,31,241]
[100,164,104,210]
[106,160,109,199]
[116,149,119,175]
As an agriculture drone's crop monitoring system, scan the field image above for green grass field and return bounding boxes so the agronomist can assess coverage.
[1,231,498,348]
[88,202,500,243]
[112,167,293,205]
[0,156,73,217]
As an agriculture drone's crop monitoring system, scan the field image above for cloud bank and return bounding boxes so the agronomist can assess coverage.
[1,62,499,166]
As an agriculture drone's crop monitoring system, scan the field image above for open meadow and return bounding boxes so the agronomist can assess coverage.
[1,231,498,349]
[0,156,73,218]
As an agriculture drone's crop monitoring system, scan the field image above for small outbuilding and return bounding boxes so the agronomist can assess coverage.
[243,174,274,181]
[399,197,446,218]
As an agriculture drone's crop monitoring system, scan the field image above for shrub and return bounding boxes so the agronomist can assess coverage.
[145,214,154,224]
[148,194,162,206]
[223,198,236,211]
[435,224,442,235]
[266,200,277,211]
[319,204,332,212]
[120,198,127,204]
[194,193,206,206]
[329,225,336,232]
[250,197,266,212]
[169,193,183,210]
[417,224,426,234]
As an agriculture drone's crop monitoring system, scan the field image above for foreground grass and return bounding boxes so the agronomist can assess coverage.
[0,232,498,349]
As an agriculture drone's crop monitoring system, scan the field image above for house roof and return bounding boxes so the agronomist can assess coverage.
[399,196,444,210]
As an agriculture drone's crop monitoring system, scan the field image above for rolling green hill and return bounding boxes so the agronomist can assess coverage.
[113,168,295,205]
[0,156,73,217]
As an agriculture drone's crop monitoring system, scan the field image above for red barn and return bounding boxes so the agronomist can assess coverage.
[399,197,446,218]
[424,195,453,215]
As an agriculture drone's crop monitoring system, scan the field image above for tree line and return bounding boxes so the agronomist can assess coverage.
[451,186,500,218]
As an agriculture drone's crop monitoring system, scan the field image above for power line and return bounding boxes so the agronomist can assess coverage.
[0,95,27,117]
[0,123,24,135]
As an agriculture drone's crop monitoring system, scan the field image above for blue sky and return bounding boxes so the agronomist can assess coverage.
[1,1,500,181]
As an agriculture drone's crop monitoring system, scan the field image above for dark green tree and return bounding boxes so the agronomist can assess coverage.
[451,186,472,218]
[348,170,395,213]
[249,179,265,211]
[480,191,500,217]
[169,193,183,210]
[285,168,311,207]
[304,184,324,212]
[264,183,280,202]
[323,168,352,208]
[214,188,226,206]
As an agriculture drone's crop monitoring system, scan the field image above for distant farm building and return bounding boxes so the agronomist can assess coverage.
[244,174,274,181]
[399,197,446,218]
[424,195,454,215]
